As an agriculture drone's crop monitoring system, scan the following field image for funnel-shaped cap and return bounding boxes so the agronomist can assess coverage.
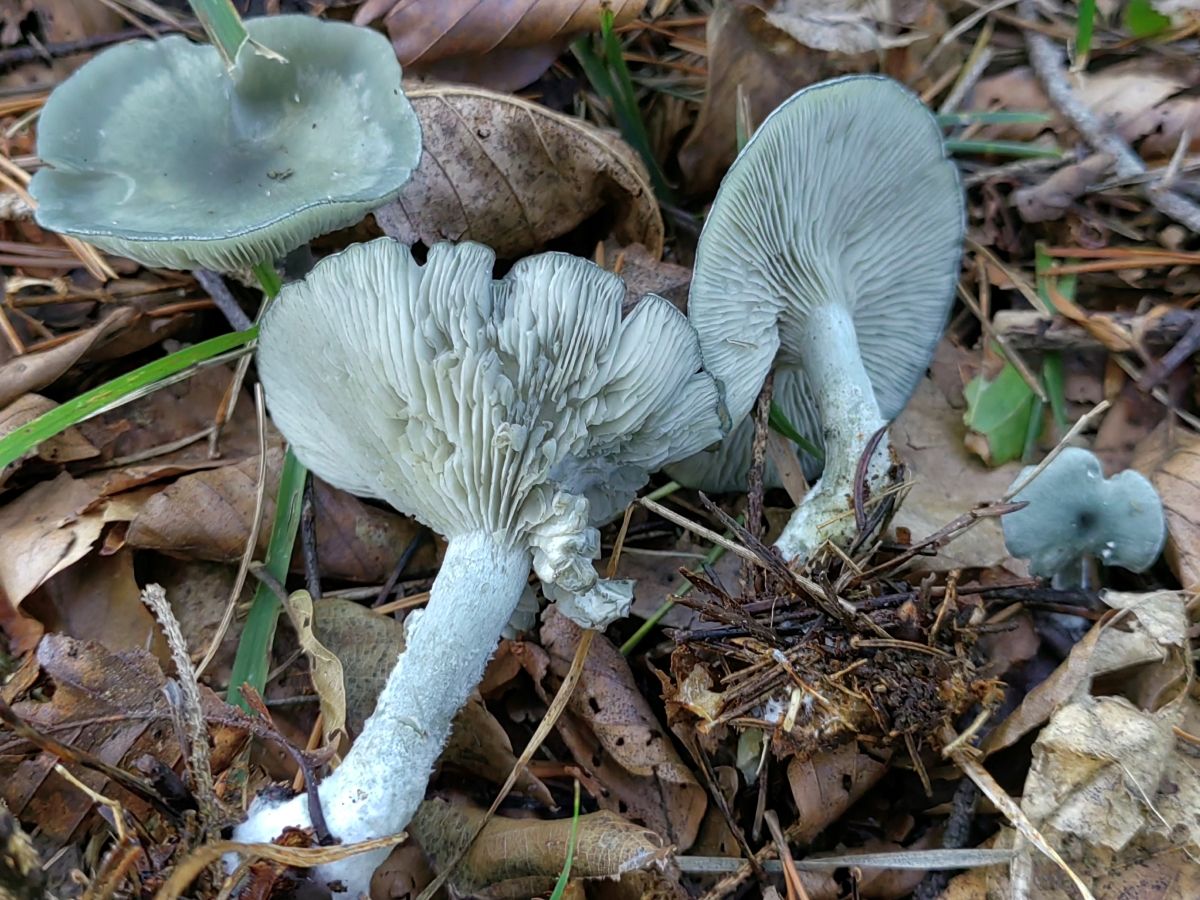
[31,15,421,272]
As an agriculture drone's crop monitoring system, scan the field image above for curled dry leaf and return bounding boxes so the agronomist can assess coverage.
[0,307,136,408]
[677,0,948,195]
[355,0,646,92]
[377,85,663,259]
[540,606,706,850]
[309,596,552,803]
[284,590,347,747]
[983,590,1188,757]
[411,794,669,899]
[1133,422,1200,593]
[0,634,245,846]
[125,448,436,583]
[0,393,97,487]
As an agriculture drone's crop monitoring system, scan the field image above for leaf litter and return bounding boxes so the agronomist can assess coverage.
[1,1,1200,898]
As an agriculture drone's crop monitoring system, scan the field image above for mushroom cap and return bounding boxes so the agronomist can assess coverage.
[665,367,823,492]
[257,238,724,542]
[688,74,965,428]
[31,15,421,272]
[1003,447,1166,577]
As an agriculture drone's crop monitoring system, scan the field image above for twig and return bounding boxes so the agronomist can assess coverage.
[300,474,321,600]
[1020,0,1200,232]
[373,530,429,607]
[640,496,759,563]
[193,269,253,331]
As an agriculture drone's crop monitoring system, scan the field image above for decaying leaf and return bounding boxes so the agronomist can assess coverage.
[377,85,663,259]
[412,794,669,899]
[309,597,551,803]
[125,448,436,583]
[0,634,245,846]
[788,742,890,844]
[0,393,97,487]
[540,607,706,850]
[677,0,947,195]
[983,590,1188,757]
[889,378,1021,571]
[355,0,646,92]
[0,307,136,408]
[1133,422,1200,592]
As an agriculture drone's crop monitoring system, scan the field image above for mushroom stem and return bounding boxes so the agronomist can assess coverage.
[773,302,890,562]
[232,530,531,896]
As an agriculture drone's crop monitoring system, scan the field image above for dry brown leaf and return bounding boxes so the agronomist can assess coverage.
[764,0,942,54]
[411,794,669,899]
[125,448,435,583]
[787,741,890,844]
[377,84,663,259]
[677,0,947,195]
[0,308,136,408]
[309,597,552,804]
[889,379,1021,572]
[0,472,105,608]
[605,241,691,316]
[28,549,167,662]
[1133,423,1200,592]
[540,606,706,849]
[355,0,645,92]
[0,634,244,847]
[983,590,1188,757]
[284,590,347,747]
[0,393,97,487]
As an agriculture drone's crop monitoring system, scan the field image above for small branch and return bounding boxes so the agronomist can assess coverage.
[1020,0,1200,232]
[193,269,253,332]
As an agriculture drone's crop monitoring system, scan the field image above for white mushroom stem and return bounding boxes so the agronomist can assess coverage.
[232,530,530,896]
[773,302,891,562]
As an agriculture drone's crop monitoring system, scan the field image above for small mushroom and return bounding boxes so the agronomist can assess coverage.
[676,75,965,560]
[30,15,420,272]
[1003,446,1166,583]
[234,238,723,894]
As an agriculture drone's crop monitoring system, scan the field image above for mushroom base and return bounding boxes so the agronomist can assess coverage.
[231,530,531,896]
[774,302,891,563]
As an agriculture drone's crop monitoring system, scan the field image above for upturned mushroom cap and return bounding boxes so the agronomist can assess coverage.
[1003,447,1166,578]
[258,237,724,595]
[687,74,965,430]
[31,15,421,272]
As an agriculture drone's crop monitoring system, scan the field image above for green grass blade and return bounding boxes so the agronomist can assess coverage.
[188,0,248,67]
[944,139,1063,159]
[935,111,1053,127]
[227,447,306,709]
[548,781,582,900]
[769,401,824,461]
[1075,0,1097,65]
[0,328,258,471]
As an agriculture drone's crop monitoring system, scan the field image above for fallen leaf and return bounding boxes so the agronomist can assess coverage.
[787,741,890,844]
[355,0,646,92]
[28,549,167,662]
[125,448,435,583]
[540,606,706,849]
[376,85,663,259]
[0,393,97,487]
[411,794,669,899]
[889,378,1022,571]
[983,590,1188,757]
[0,634,245,846]
[0,308,137,408]
[284,591,347,747]
[606,242,691,316]
[764,0,943,54]
[962,362,1041,466]
[1132,422,1200,592]
[677,0,947,195]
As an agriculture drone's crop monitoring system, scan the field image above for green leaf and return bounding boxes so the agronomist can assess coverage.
[768,401,824,461]
[944,139,1062,159]
[1124,0,1171,37]
[0,328,258,471]
[964,363,1042,465]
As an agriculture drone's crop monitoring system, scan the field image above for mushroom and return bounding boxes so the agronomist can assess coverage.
[30,15,420,273]
[678,75,965,560]
[234,237,724,893]
[1003,446,1166,585]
